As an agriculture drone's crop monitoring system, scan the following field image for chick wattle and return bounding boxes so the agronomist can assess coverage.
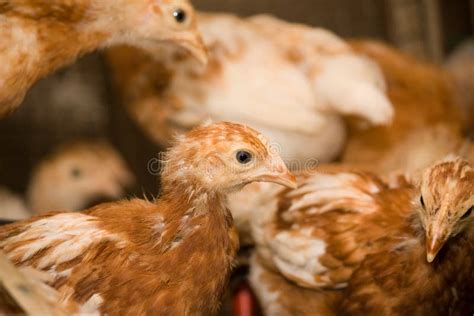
[0,122,295,315]
[0,0,206,116]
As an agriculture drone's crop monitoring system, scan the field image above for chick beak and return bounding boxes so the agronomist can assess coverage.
[254,159,297,189]
[426,233,447,263]
[172,32,208,65]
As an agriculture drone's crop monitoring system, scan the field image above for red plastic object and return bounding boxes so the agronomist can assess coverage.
[233,282,256,316]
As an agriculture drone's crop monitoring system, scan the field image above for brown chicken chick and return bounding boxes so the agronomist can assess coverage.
[0,140,135,220]
[250,165,397,291]
[342,40,463,173]
[0,0,206,116]
[446,39,474,136]
[0,122,296,315]
[248,157,474,315]
[26,140,135,214]
[342,157,474,315]
[105,12,392,165]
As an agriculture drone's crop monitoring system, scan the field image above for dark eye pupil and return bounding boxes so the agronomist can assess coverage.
[71,168,82,178]
[173,9,186,23]
[236,151,252,164]
[420,196,425,208]
[462,207,473,219]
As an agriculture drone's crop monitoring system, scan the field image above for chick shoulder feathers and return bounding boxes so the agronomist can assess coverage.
[0,198,238,314]
[251,166,412,290]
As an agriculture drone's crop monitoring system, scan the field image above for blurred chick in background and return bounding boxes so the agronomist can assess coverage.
[231,40,472,243]
[0,140,135,220]
[343,40,467,174]
[445,39,474,137]
[107,13,472,176]
[0,0,206,117]
[106,12,393,165]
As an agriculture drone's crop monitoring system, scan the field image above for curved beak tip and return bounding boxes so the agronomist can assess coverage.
[256,171,297,189]
[275,172,298,189]
[425,237,444,263]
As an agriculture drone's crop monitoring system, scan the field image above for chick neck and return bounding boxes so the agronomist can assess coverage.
[160,168,228,213]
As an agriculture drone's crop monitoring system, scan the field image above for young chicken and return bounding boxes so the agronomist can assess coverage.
[342,40,464,173]
[445,39,474,136]
[0,0,206,116]
[105,12,392,165]
[342,158,474,315]
[26,140,135,213]
[0,140,135,220]
[248,158,474,315]
[0,122,296,315]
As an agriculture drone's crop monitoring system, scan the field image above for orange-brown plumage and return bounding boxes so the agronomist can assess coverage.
[343,40,464,173]
[248,158,474,315]
[342,160,474,315]
[250,164,412,290]
[0,0,206,117]
[0,122,296,315]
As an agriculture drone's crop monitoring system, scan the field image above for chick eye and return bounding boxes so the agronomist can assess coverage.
[236,151,252,164]
[173,8,187,23]
[420,195,425,208]
[461,206,473,220]
[71,168,82,179]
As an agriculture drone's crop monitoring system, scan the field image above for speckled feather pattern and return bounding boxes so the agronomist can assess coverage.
[253,165,413,290]
[250,158,474,316]
[0,122,292,315]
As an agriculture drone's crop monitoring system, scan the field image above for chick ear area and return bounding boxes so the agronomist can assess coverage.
[461,206,473,219]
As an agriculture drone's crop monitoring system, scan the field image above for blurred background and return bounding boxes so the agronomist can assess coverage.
[1,0,473,197]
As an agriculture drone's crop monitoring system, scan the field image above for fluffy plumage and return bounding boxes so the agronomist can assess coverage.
[342,158,474,315]
[247,158,474,315]
[0,140,135,220]
[0,0,206,116]
[445,39,474,135]
[0,122,296,315]
[342,40,464,173]
[105,12,393,165]
[249,254,340,316]
[248,157,474,315]
[251,165,404,290]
